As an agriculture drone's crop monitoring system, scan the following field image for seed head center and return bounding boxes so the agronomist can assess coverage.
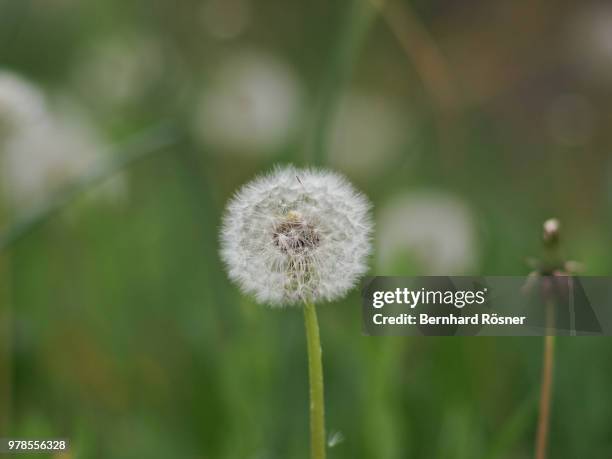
[273,212,320,254]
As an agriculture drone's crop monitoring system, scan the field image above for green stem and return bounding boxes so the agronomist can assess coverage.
[303,301,326,459]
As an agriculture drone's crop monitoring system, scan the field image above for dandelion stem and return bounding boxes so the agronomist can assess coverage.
[534,300,555,459]
[303,300,326,459]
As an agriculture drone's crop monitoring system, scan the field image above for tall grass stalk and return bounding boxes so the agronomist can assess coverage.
[0,253,11,434]
[311,0,375,166]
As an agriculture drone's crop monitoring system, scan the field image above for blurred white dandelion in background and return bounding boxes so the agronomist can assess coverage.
[569,3,612,84]
[2,106,127,208]
[194,51,303,156]
[0,72,127,210]
[329,89,412,179]
[377,191,479,275]
[220,165,372,306]
[0,71,47,135]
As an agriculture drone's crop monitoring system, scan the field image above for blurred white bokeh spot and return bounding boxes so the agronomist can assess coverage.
[0,71,47,135]
[570,3,612,84]
[377,191,479,275]
[193,50,303,156]
[329,90,411,178]
[0,75,127,210]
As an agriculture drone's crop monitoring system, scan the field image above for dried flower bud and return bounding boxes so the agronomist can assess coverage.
[542,218,560,247]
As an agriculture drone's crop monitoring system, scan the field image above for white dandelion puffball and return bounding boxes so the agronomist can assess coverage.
[221,166,372,306]
[377,191,478,275]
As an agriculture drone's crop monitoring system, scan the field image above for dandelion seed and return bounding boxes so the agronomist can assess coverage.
[327,431,345,448]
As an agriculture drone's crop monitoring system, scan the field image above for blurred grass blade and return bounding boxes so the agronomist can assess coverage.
[311,0,376,165]
[0,123,179,251]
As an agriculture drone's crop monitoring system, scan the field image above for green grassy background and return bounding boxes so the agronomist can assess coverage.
[1,0,612,457]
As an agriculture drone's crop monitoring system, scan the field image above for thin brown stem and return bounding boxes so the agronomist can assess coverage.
[374,0,457,114]
[370,0,463,166]
[534,300,556,459]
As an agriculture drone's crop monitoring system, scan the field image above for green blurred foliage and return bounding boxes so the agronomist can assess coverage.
[1,0,612,457]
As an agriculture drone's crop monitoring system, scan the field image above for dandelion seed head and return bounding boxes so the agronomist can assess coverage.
[220,165,372,306]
